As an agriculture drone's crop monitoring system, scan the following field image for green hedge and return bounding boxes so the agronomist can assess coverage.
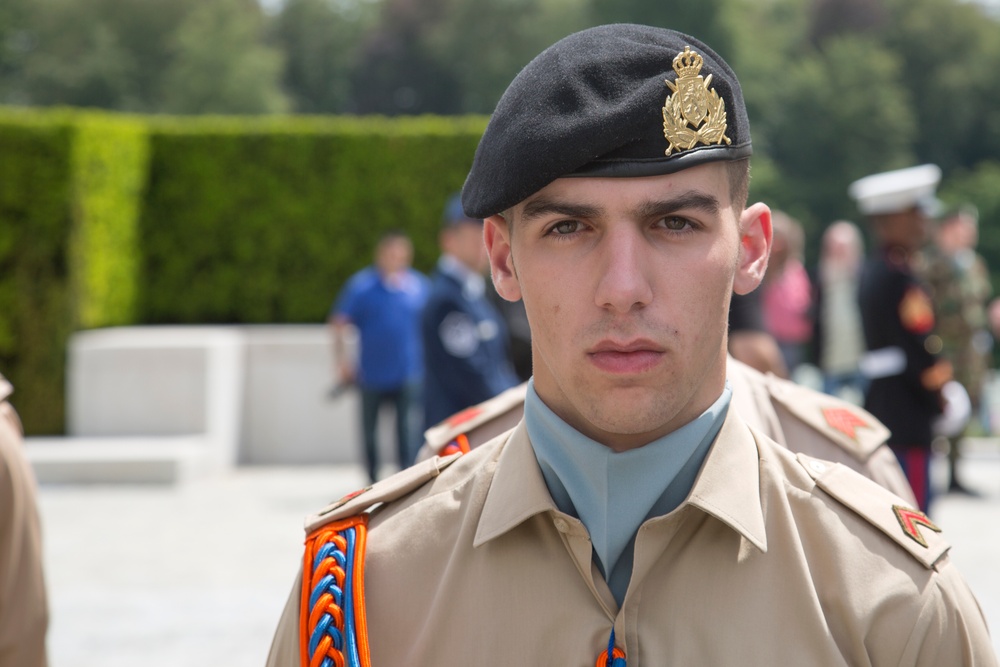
[0,111,74,434]
[139,115,486,323]
[0,109,488,434]
[70,114,149,329]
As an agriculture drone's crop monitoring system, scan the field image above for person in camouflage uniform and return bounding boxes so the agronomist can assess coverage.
[922,204,993,494]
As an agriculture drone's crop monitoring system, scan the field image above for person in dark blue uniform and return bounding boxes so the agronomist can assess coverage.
[422,194,519,428]
[852,165,954,513]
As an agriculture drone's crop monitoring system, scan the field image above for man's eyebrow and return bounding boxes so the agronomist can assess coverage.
[635,191,722,218]
[518,190,722,223]
[519,197,601,223]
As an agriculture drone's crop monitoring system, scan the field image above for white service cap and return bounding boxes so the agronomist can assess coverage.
[848,164,942,216]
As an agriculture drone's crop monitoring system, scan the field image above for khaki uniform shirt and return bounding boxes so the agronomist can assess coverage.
[418,357,917,506]
[0,376,48,667]
[268,411,995,666]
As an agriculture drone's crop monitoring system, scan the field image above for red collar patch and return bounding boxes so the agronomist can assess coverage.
[822,407,869,440]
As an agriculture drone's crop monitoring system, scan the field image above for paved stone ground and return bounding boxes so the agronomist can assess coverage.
[37,449,1000,666]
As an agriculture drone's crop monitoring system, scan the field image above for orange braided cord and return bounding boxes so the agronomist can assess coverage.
[299,516,370,667]
[441,433,472,457]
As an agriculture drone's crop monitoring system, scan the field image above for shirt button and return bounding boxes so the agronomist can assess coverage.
[810,460,826,474]
[553,517,569,532]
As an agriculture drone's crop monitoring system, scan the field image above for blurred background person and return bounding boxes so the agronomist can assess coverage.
[486,281,532,382]
[760,211,813,376]
[812,220,868,403]
[922,204,994,495]
[329,230,429,483]
[422,194,518,428]
[0,373,48,667]
[853,164,953,514]
[728,291,789,378]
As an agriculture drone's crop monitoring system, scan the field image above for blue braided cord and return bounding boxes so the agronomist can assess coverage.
[309,611,345,653]
[605,628,626,667]
[343,527,362,667]
[321,657,334,667]
[308,612,328,656]
[308,530,352,663]
[312,542,348,571]
[313,541,334,570]
[309,573,343,609]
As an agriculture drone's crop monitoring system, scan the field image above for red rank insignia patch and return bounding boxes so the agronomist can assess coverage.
[320,486,372,515]
[899,286,935,334]
[822,407,869,440]
[893,504,941,548]
[444,406,483,428]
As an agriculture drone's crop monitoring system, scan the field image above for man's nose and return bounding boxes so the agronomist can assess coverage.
[594,227,654,313]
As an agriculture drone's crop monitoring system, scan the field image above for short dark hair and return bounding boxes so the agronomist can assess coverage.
[727,158,751,212]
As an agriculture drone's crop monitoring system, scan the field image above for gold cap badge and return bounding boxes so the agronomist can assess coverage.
[662,46,731,156]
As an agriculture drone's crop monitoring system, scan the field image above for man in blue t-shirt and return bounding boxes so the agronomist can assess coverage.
[330,230,430,482]
[422,195,518,428]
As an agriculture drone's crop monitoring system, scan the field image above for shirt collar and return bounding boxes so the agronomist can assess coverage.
[525,381,731,581]
[474,408,767,553]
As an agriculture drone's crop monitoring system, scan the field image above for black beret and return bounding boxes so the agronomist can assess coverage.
[462,24,752,218]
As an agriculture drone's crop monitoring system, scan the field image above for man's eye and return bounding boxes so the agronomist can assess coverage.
[661,216,691,231]
[551,220,580,235]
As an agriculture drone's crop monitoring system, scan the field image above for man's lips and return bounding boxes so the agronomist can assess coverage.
[587,340,665,374]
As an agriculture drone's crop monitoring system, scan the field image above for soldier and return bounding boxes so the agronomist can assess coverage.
[922,204,993,494]
[852,165,955,513]
[0,374,49,667]
[422,194,519,428]
[268,25,996,665]
[420,356,917,505]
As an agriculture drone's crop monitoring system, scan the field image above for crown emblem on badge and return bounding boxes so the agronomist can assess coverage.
[662,46,731,156]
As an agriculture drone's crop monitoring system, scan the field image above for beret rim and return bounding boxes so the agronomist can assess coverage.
[464,143,753,218]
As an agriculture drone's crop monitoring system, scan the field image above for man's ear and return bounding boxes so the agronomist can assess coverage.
[484,215,522,301]
[733,202,772,295]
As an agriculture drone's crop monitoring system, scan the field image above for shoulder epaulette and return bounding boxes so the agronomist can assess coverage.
[797,453,949,569]
[299,453,463,667]
[423,383,528,455]
[767,374,889,461]
[306,452,463,532]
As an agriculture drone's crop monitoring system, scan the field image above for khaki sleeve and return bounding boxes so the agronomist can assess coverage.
[0,402,48,667]
[895,561,998,666]
[266,571,304,667]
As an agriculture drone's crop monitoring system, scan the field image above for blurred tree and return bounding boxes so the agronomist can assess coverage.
[725,0,817,161]
[587,0,735,61]
[762,36,916,241]
[161,0,289,114]
[271,0,376,113]
[2,0,200,111]
[350,0,461,114]
[0,0,32,104]
[880,0,1000,173]
[807,0,888,45]
[426,0,589,113]
[7,0,137,109]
